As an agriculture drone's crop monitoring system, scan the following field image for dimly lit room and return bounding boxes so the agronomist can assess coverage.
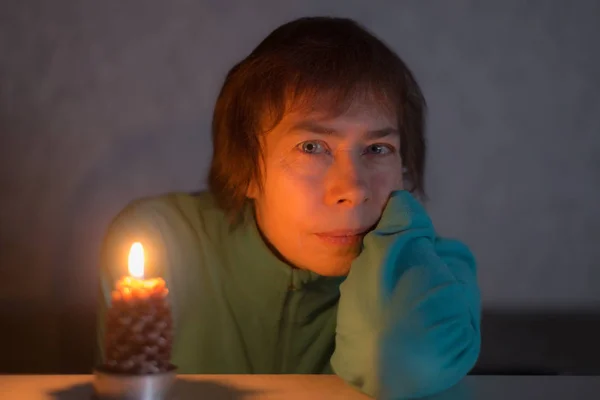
[1,1,599,399]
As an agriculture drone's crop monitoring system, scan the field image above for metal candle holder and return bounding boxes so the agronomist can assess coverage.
[92,365,177,400]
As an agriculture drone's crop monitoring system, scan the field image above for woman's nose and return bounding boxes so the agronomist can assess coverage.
[324,154,370,207]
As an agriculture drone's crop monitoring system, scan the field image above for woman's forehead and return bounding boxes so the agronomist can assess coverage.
[264,109,398,145]
[259,89,398,138]
[290,88,396,117]
[284,101,397,129]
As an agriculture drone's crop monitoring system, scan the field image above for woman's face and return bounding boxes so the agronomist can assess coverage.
[249,102,404,276]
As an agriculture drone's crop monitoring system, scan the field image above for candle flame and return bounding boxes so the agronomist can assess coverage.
[128,242,145,278]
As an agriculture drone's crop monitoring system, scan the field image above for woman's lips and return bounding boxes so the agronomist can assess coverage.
[314,229,367,246]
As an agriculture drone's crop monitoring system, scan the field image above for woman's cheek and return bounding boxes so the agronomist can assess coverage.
[394,173,405,191]
[368,159,403,192]
[370,173,394,199]
[278,153,329,181]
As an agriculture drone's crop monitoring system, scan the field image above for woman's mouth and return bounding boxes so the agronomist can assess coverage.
[314,229,367,246]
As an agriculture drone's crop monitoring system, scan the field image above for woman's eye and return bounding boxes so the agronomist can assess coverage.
[298,141,326,154]
[365,144,393,155]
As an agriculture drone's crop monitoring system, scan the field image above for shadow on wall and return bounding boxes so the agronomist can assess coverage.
[472,309,600,376]
[3,305,600,374]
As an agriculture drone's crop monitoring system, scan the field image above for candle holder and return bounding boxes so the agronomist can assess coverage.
[92,364,177,400]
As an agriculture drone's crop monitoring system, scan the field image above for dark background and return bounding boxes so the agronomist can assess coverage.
[1,1,599,374]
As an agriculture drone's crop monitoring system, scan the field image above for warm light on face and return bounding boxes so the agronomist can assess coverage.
[251,105,402,276]
[128,242,145,278]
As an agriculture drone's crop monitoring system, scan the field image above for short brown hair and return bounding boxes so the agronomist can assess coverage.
[208,16,427,222]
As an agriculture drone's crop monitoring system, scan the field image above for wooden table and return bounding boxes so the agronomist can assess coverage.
[2,374,600,399]
[1,374,368,399]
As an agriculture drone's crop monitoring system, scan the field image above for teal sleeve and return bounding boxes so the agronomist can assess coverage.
[331,191,481,399]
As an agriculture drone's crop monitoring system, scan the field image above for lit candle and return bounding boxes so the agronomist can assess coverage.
[103,242,174,374]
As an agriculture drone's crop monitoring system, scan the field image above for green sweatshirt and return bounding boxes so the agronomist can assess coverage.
[97,190,480,399]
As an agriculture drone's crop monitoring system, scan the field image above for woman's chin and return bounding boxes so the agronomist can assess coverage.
[302,253,359,277]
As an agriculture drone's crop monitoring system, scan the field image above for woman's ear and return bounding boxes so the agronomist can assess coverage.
[246,180,259,199]
[247,155,265,199]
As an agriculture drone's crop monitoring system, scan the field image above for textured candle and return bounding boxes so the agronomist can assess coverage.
[102,243,174,374]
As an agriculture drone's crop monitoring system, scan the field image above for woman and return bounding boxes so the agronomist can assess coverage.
[97,16,481,399]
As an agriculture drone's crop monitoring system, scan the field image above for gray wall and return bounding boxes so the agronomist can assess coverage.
[1,0,599,372]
